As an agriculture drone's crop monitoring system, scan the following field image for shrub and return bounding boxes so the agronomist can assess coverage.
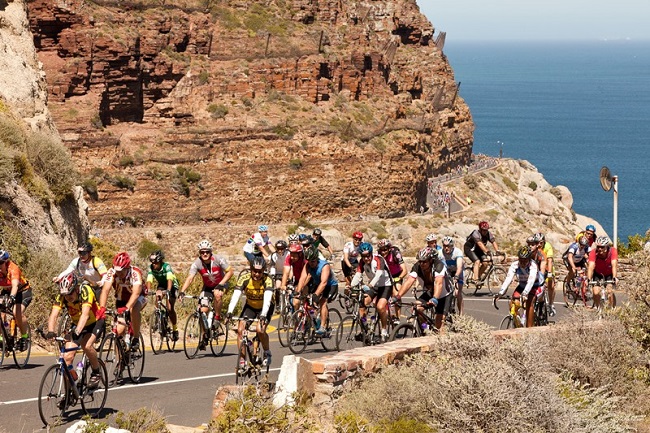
[111,175,136,191]
[82,178,99,200]
[369,221,388,239]
[115,406,170,433]
[273,123,296,140]
[289,158,302,169]
[0,113,26,149]
[198,70,210,85]
[26,133,78,202]
[119,154,135,167]
[502,176,518,192]
[295,218,314,230]
[463,174,478,189]
[207,103,229,119]
[137,238,162,262]
[617,233,650,257]
[528,180,538,191]
[24,249,67,331]
[407,219,418,229]
[90,237,120,268]
[549,187,563,200]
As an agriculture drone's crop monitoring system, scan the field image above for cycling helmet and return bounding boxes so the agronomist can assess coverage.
[59,272,79,295]
[442,236,454,246]
[251,256,266,271]
[352,231,363,240]
[595,236,612,247]
[112,252,131,271]
[425,233,437,242]
[313,228,322,236]
[77,242,93,253]
[197,239,213,251]
[377,239,392,250]
[359,242,373,256]
[300,236,314,247]
[288,234,300,243]
[479,221,490,230]
[304,246,319,261]
[258,225,268,232]
[275,239,288,250]
[517,245,533,260]
[0,249,10,262]
[585,224,596,233]
[578,235,589,247]
[526,235,537,245]
[149,250,164,263]
[289,244,303,253]
[416,246,437,262]
[532,233,544,243]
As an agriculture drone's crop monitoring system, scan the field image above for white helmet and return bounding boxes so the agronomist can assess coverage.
[442,236,454,246]
[425,233,437,242]
[197,239,213,251]
[595,236,612,247]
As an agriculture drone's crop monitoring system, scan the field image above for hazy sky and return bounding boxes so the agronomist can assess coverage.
[419,1,650,41]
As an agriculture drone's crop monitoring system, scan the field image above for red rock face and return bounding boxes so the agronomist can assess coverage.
[26,0,474,226]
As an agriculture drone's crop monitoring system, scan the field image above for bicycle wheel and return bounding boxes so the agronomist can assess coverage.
[183,313,202,359]
[499,315,515,330]
[13,322,31,368]
[149,312,163,354]
[336,316,365,351]
[80,359,108,417]
[127,333,145,383]
[98,333,121,387]
[235,349,248,385]
[57,312,71,336]
[486,267,507,294]
[535,301,548,327]
[276,309,291,348]
[164,317,177,352]
[38,364,67,427]
[389,322,419,341]
[287,310,309,355]
[210,320,228,356]
[338,293,355,314]
[563,276,578,307]
[0,329,5,366]
[320,308,342,352]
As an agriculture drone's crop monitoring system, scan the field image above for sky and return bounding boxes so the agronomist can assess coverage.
[418,1,650,41]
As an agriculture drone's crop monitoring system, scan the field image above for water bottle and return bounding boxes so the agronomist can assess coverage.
[518,307,526,326]
[75,360,84,381]
[124,332,131,349]
[68,364,78,383]
[9,318,15,336]
[315,316,321,330]
[388,302,396,320]
[207,311,214,329]
[420,322,429,333]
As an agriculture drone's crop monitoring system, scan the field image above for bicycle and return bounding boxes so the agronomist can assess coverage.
[562,268,593,308]
[0,293,32,368]
[336,287,396,349]
[275,284,295,348]
[444,276,462,328]
[36,332,108,427]
[494,289,551,329]
[148,291,177,354]
[287,294,342,354]
[232,317,270,386]
[462,251,507,295]
[98,309,145,387]
[389,301,438,341]
[182,294,228,359]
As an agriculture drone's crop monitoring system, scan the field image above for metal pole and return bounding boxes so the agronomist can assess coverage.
[612,175,618,247]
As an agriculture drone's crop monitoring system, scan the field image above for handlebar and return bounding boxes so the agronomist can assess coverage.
[492,294,511,310]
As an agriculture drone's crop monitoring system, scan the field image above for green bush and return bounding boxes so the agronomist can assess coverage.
[119,154,135,167]
[137,239,162,262]
[369,221,388,239]
[90,237,120,269]
[115,406,170,433]
[111,175,136,191]
[463,174,478,189]
[502,176,518,192]
[528,180,538,191]
[617,233,650,257]
[207,103,229,119]
[289,158,302,169]
[24,249,67,332]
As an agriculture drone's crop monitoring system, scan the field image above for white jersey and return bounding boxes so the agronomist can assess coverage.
[243,232,271,254]
[351,255,392,288]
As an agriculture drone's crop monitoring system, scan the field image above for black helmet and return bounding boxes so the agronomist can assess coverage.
[275,239,288,250]
[149,250,164,263]
[517,245,533,260]
[304,246,319,261]
[313,228,322,236]
[77,242,93,253]
[251,256,266,271]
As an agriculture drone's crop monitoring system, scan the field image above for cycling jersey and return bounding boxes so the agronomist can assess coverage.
[563,242,588,264]
[104,266,145,302]
[270,250,289,278]
[243,232,271,254]
[57,256,107,288]
[383,247,405,277]
[441,247,464,275]
[407,260,451,298]
[351,255,393,288]
[307,259,338,290]
[284,254,305,283]
[0,261,29,292]
[234,272,274,310]
[52,283,99,325]
[188,255,231,289]
[500,260,542,297]
[588,247,617,276]
[342,241,361,264]
[146,262,179,289]
[312,236,330,250]
[465,229,495,249]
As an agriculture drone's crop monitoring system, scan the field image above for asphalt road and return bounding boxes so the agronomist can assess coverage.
[0,290,577,433]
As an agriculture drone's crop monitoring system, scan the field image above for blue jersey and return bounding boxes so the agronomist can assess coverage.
[308,259,338,288]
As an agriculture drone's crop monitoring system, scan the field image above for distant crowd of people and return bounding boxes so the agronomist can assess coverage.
[428,154,500,189]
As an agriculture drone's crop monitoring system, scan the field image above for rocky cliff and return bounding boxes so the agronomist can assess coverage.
[25,0,473,226]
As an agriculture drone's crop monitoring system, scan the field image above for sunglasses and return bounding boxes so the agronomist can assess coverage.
[78,250,90,255]
[199,250,211,255]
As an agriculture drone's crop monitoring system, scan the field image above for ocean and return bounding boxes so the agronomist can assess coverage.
[443,40,650,241]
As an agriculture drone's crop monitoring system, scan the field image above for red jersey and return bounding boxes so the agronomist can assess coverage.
[588,247,617,276]
[284,255,305,282]
[0,261,29,292]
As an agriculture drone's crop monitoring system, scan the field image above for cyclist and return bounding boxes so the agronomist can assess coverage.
[0,249,32,351]
[312,228,334,258]
[377,239,407,325]
[351,242,393,341]
[425,233,442,252]
[146,250,181,341]
[395,247,452,332]
[535,232,556,316]
[464,221,500,283]
[287,233,300,246]
[269,240,289,303]
[562,235,590,288]
[296,246,338,336]
[281,243,306,312]
[227,257,274,368]
[576,224,597,249]
[180,240,233,333]
[440,236,465,315]
[342,231,363,286]
[243,225,273,264]
[54,242,108,295]
[44,273,104,388]
[587,236,618,310]
[497,246,544,328]
[98,252,147,351]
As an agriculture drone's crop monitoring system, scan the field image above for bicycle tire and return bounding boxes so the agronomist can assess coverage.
[320,308,342,352]
[338,293,355,314]
[389,322,419,341]
[235,350,247,385]
[165,315,177,352]
[12,322,31,369]
[183,313,202,359]
[80,359,108,417]
[98,333,121,387]
[534,301,548,327]
[562,276,578,307]
[276,309,291,348]
[127,333,145,383]
[57,312,72,336]
[149,312,163,354]
[0,328,5,366]
[499,315,515,330]
[486,267,506,294]
[335,315,365,351]
[209,320,228,356]
[38,364,67,427]
[287,310,309,355]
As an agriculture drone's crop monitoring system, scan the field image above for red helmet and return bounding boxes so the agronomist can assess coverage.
[478,221,490,230]
[352,231,363,240]
[59,272,78,295]
[289,244,303,253]
[113,252,131,271]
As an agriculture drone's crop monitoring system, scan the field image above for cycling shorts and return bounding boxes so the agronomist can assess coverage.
[115,295,147,310]
[2,288,33,308]
[418,292,452,316]
[365,285,392,301]
[514,284,545,299]
[563,257,586,270]
[592,273,614,284]
[241,303,274,322]
[73,319,105,342]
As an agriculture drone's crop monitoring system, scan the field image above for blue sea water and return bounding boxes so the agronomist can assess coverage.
[444,40,650,241]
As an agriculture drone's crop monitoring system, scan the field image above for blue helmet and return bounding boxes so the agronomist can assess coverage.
[0,249,9,262]
[359,242,373,255]
[585,224,596,233]
[258,225,268,232]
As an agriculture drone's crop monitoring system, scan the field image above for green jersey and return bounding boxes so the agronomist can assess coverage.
[147,262,179,290]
